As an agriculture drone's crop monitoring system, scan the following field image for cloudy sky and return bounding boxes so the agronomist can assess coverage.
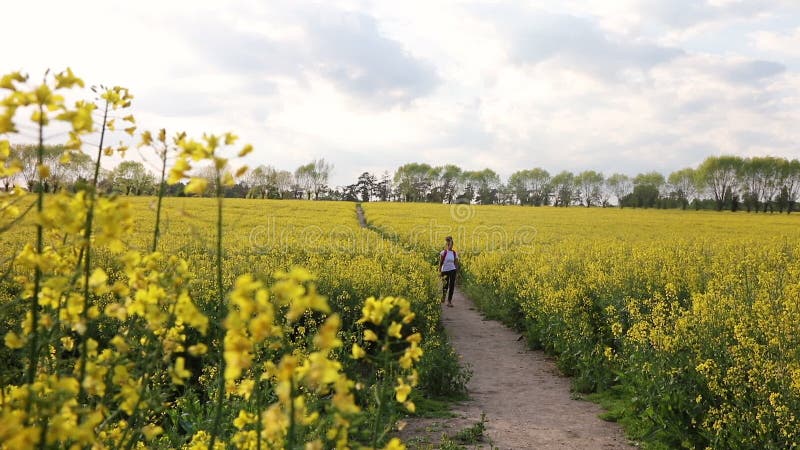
[4,0,800,186]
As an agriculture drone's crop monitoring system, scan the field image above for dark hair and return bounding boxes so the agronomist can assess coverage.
[445,236,453,242]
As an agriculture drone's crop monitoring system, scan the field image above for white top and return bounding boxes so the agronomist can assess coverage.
[439,249,458,272]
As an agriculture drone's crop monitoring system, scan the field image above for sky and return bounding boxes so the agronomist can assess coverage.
[4,0,800,187]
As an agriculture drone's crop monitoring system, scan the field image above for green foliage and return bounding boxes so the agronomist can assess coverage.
[452,413,487,444]
[416,332,472,399]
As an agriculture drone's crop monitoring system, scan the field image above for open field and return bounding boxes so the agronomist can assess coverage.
[4,194,800,448]
[1,197,470,449]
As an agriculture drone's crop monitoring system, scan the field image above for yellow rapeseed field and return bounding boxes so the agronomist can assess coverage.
[0,71,455,450]
[364,202,800,449]
[1,195,443,449]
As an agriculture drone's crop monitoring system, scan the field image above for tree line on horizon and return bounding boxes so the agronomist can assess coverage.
[3,144,799,213]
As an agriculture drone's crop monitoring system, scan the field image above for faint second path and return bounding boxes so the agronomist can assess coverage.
[356,204,367,228]
[404,289,634,449]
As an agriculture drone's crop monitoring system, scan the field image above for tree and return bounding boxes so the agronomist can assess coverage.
[63,151,94,190]
[575,170,604,207]
[737,157,782,213]
[439,165,462,204]
[394,163,433,202]
[668,168,698,210]
[1,144,23,191]
[467,169,501,205]
[426,166,445,203]
[295,163,315,200]
[697,156,743,211]
[341,183,359,201]
[550,171,575,207]
[606,173,632,208]
[627,171,666,208]
[781,159,800,213]
[759,157,783,212]
[244,165,272,198]
[507,170,531,205]
[310,158,333,200]
[375,171,391,201]
[13,144,67,191]
[508,168,551,206]
[356,172,376,202]
[110,161,155,195]
[274,170,294,199]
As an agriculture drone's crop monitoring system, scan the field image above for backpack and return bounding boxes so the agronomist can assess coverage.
[439,250,457,269]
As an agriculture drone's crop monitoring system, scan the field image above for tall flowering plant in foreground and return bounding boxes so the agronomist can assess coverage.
[0,69,420,449]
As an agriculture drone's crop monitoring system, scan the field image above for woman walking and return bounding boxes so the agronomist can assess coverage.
[439,236,459,307]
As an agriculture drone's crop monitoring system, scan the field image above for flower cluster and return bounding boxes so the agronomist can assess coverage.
[1,69,433,450]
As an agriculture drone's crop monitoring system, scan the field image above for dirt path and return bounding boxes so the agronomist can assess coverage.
[356,204,367,228]
[356,207,632,449]
[402,289,634,449]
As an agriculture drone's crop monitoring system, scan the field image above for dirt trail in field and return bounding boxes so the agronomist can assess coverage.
[356,207,632,449]
[400,289,634,449]
[356,204,367,228]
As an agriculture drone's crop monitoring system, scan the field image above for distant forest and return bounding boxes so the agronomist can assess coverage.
[3,144,799,213]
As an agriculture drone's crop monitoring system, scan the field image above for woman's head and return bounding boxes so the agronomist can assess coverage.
[445,236,453,249]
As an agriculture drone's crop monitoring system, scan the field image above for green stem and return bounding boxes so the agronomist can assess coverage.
[25,100,46,415]
[77,98,109,404]
[36,418,49,450]
[287,376,296,450]
[151,142,167,252]
[371,336,391,449]
[208,168,227,449]
[254,371,263,450]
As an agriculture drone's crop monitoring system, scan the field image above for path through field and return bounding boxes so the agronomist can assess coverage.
[357,208,633,449]
[401,289,634,449]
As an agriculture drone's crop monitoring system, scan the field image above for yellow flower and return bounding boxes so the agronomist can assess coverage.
[383,438,406,450]
[236,379,255,399]
[364,329,378,342]
[224,132,238,145]
[141,424,163,440]
[188,343,208,356]
[387,321,403,339]
[405,333,422,345]
[88,268,108,290]
[233,410,256,430]
[54,67,84,89]
[238,144,253,157]
[4,331,24,349]
[170,357,192,385]
[110,335,129,353]
[313,314,342,351]
[184,177,208,195]
[61,336,74,351]
[395,379,411,403]
[332,377,360,415]
[358,296,393,325]
[399,344,423,369]
[351,343,366,359]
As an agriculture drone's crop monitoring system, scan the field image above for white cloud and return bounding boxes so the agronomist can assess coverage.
[2,0,800,187]
[750,27,800,59]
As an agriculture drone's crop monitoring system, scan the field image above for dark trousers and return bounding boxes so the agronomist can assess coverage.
[441,269,457,301]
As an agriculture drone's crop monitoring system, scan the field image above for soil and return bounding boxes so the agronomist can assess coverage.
[356,204,367,228]
[399,288,635,450]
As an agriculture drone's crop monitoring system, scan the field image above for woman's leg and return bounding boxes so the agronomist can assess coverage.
[446,270,456,303]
